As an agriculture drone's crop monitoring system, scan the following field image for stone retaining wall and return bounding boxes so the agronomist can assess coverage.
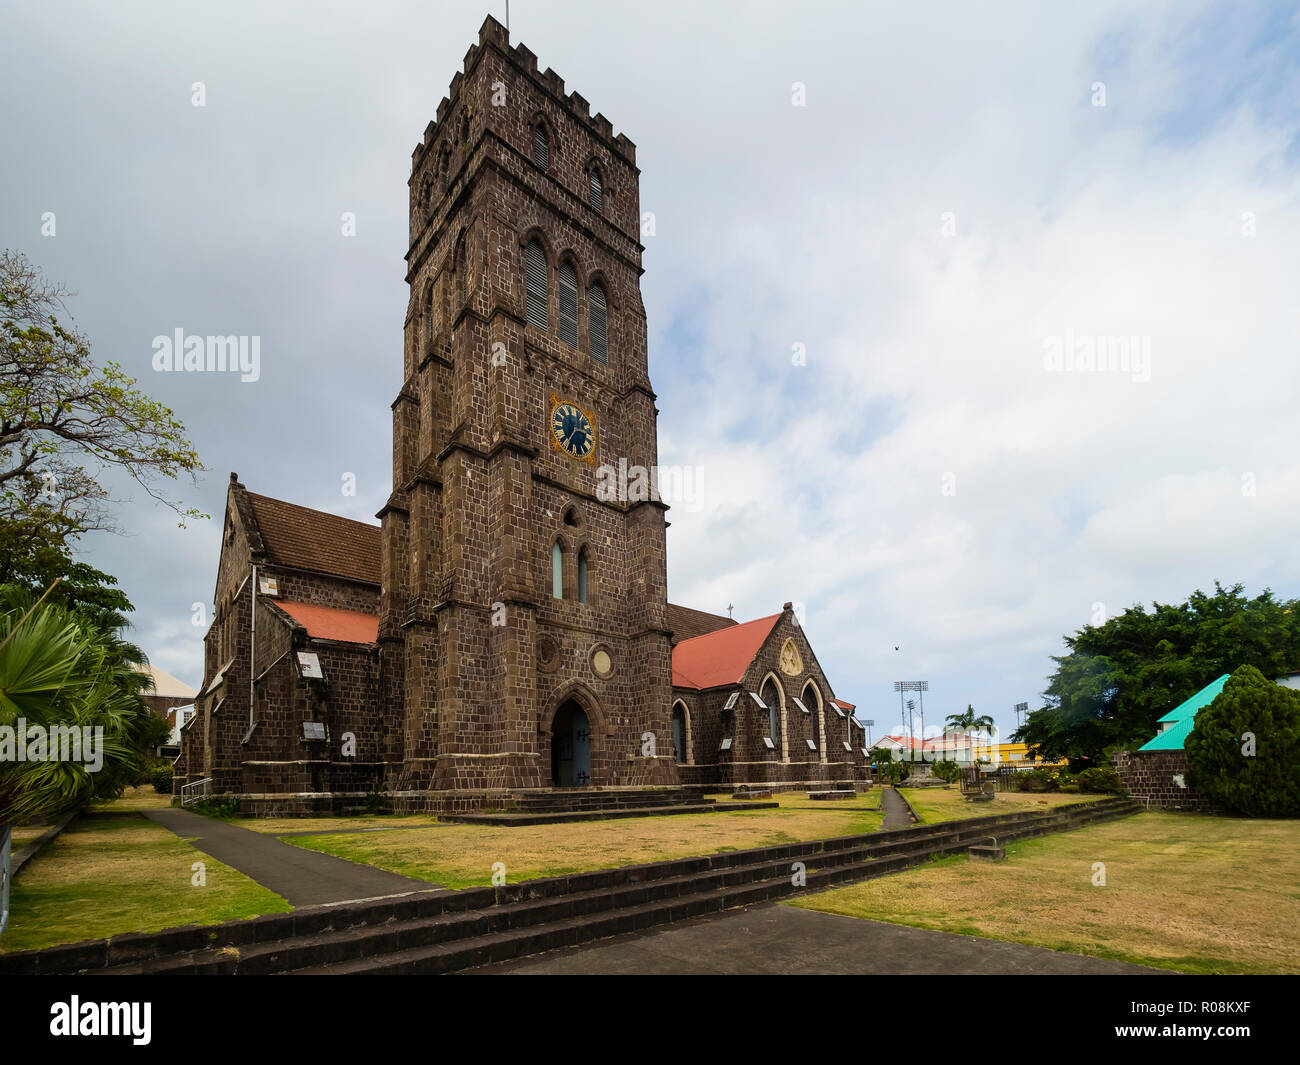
[1113,749,1219,813]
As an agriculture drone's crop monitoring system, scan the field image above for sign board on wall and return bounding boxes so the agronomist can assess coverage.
[297,652,323,680]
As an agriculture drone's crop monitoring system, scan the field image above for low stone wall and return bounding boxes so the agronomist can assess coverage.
[1113,749,1219,813]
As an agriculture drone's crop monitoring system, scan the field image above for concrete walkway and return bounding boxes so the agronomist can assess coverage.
[141,808,439,907]
[468,903,1166,975]
[879,787,915,828]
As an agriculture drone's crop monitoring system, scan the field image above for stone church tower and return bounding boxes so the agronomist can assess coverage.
[379,16,677,795]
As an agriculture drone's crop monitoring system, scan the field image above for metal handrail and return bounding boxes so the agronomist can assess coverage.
[180,777,213,806]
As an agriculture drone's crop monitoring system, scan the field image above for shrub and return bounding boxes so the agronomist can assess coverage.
[931,759,962,784]
[190,795,240,819]
[1076,766,1123,793]
[1015,768,1061,792]
[1185,665,1300,817]
[873,757,909,784]
[149,766,173,794]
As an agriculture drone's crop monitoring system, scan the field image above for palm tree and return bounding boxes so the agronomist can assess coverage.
[0,584,157,828]
[944,705,995,766]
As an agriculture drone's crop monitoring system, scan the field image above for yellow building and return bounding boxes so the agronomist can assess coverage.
[995,742,1067,768]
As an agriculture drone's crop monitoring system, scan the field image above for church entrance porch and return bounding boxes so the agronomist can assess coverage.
[550,700,592,787]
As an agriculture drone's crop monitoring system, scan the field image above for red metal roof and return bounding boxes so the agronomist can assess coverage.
[274,600,379,644]
[833,698,856,711]
[671,613,781,690]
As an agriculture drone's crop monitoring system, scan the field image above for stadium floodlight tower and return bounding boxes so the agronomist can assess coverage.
[893,681,929,762]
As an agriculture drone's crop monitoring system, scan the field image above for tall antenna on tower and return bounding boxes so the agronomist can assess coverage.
[506,2,510,33]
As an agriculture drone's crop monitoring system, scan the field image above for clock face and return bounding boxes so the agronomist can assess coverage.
[550,401,596,460]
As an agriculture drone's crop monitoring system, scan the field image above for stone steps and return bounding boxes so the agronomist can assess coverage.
[448,785,738,824]
[1,797,1138,976]
[499,787,710,811]
[291,798,1139,974]
[443,801,779,826]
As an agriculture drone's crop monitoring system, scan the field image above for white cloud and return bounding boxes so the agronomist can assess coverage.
[4,1,1298,739]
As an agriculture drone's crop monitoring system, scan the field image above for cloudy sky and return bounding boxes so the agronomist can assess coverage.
[2,1,1298,743]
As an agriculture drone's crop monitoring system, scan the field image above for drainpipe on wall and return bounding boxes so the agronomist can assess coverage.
[249,564,257,730]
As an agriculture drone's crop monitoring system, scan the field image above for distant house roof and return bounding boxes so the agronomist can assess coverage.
[671,613,782,690]
[833,698,856,712]
[881,734,974,751]
[246,491,381,585]
[273,600,380,644]
[1140,673,1231,751]
[666,603,736,644]
[134,663,198,699]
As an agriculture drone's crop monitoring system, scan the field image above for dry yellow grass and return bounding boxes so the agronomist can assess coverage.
[0,813,289,953]
[6,823,50,850]
[287,790,885,888]
[900,786,1092,823]
[92,785,174,812]
[790,811,1300,974]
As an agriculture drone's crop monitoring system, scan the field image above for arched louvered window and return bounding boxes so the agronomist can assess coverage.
[551,542,563,599]
[761,677,781,750]
[424,286,434,344]
[532,124,550,168]
[589,282,607,365]
[558,262,578,347]
[524,240,548,330]
[804,681,821,750]
[577,548,589,604]
[589,168,602,211]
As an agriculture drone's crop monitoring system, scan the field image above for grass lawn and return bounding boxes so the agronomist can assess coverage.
[789,811,1300,974]
[92,786,175,812]
[284,790,885,889]
[0,811,291,954]
[6,822,54,851]
[899,786,1092,823]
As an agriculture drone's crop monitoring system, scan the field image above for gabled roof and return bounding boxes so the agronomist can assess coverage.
[666,603,736,644]
[273,600,380,645]
[245,490,381,585]
[133,662,198,698]
[1155,674,1230,723]
[1140,716,1198,751]
[1140,673,1230,751]
[671,613,781,690]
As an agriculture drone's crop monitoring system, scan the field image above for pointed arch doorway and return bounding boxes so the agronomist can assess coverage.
[551,699,592,787]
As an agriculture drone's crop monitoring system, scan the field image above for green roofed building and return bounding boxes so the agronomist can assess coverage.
[1137,673,1230,752]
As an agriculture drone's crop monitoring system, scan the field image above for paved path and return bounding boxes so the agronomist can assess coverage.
[468,904,1166,975]
[141,808,439,907]
[880,787,915,828]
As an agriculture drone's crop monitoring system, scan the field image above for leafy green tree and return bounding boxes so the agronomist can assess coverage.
[1016,583,1300,766]
[0,497,133,629]
[1185,665,1300,817]
[1,248,205,551]
[868,746,907,783]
